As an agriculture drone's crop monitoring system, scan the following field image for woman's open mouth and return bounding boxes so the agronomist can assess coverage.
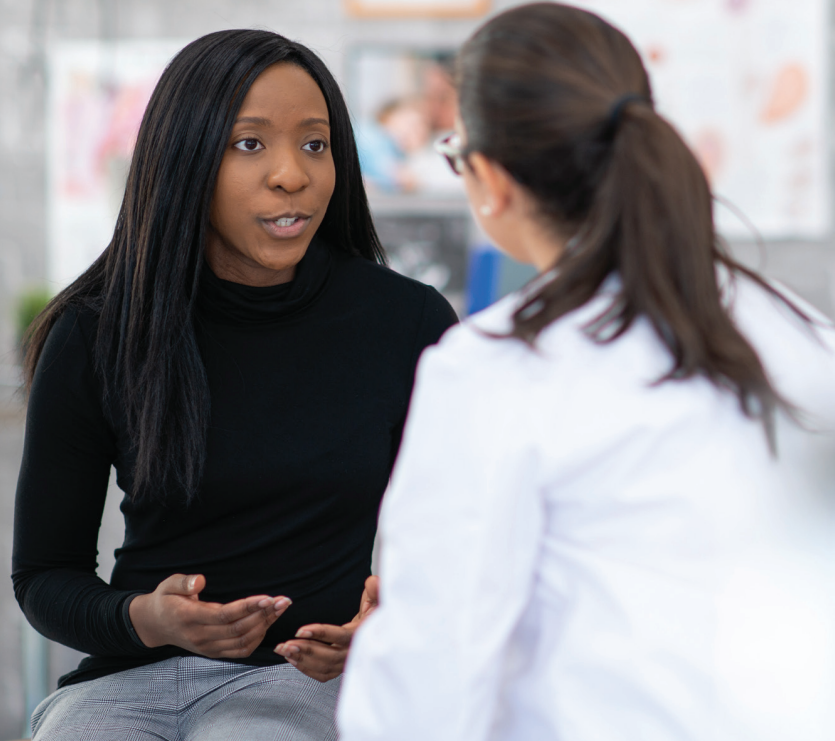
[262,215,311,239]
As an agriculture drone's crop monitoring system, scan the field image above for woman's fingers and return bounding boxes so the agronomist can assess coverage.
[274,623,358,682]
[180,594,288,634]
[275,638,347,682]
[291,623,353,646]
[157,573,207,597]
[184,595,292,651]
[215,598,286,636]
[358,575,380,619]
[199,630,272,658]
[214,595,292,626]
[186,617,280,657]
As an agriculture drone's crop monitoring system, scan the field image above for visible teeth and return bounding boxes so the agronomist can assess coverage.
[274,217,298,227]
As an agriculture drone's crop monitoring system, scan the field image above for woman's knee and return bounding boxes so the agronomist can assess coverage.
[184,668,342,741]
[30,674,176,741]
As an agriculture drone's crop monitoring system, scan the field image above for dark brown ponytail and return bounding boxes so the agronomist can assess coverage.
[458,2,807,444]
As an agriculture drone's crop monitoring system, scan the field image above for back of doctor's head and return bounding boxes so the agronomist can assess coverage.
[457,1,787,443]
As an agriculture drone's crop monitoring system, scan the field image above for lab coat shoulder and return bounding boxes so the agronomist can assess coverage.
[416,289,615,405]
[396,292,587,483]
[384,292,547,525]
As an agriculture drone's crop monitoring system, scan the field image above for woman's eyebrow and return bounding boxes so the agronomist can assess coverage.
[297,117,330,128]
[232,116,331,128]
[234,116,272,126]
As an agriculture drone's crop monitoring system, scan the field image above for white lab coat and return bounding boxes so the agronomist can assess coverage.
[339,274,835,741]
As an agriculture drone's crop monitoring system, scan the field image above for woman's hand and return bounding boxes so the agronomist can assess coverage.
[356,575,380,621]
[274,575,379,682]
[128,573,291,659]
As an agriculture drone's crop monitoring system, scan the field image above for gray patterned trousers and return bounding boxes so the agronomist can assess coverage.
[31,657,341,740]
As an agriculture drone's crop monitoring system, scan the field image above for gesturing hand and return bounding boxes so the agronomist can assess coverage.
[129,573,291,659]
[356,574,379,622]
[274,575,380,682]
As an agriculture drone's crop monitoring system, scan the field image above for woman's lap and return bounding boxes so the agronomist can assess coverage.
[183,662,341,741]
[32,657,341,741]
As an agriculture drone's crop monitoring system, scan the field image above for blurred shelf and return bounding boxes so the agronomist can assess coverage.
[367,193,471,216]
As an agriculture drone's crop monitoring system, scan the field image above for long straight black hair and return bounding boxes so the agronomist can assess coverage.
[458,3,807,444]
[24,30,385,502]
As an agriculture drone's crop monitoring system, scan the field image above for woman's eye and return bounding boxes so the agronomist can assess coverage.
[233,138,264,152]
[302,139,328,154]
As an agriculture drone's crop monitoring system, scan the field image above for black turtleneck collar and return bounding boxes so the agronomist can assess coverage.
[197,236,333,325]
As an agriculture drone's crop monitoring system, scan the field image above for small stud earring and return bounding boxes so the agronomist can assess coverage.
[479,205,493,216]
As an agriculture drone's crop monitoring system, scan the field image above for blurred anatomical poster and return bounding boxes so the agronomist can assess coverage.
[575,0,828,239]
[47,41,185,287]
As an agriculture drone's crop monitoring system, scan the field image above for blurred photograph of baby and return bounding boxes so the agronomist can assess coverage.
[355,59,462,195]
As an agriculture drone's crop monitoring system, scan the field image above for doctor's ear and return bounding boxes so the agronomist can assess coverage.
[467,152,515,217]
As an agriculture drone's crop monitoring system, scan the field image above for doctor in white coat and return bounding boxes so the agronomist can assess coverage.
[338,4,835,740]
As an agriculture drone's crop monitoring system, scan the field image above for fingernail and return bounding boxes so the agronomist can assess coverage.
[295,629,312,638]
[187,576,197,590]
[258,598,273,608]
[274,644,284,653]
[274,597,292,610]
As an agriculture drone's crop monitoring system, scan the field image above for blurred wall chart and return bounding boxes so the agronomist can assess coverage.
[575,0,828,240]
[47,41,184,287]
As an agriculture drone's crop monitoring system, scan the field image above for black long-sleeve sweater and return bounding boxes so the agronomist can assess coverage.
[12,238,457,687]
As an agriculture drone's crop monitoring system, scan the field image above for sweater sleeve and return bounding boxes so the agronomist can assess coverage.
[12,309,148,657]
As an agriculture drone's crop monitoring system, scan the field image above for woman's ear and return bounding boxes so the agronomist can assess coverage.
[467,152,514,217]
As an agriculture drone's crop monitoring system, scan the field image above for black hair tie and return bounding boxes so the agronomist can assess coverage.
[605,93,649,135]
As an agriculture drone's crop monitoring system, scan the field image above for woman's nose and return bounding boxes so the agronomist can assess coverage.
[266,151,311,192]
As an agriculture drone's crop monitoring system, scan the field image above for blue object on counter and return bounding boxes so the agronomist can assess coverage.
[466,245,538,316]
[466,245,500,315]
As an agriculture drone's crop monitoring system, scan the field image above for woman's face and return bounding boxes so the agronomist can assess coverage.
[206,63,336,286]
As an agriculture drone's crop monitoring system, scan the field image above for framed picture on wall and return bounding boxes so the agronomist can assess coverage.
[345,0,490,18]
[348,46,464,197]
[347,45,470,316]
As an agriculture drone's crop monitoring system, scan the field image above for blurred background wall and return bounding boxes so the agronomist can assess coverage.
[0,0,834,737]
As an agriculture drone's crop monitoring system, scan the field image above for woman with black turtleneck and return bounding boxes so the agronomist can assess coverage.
[13,31,455,741]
